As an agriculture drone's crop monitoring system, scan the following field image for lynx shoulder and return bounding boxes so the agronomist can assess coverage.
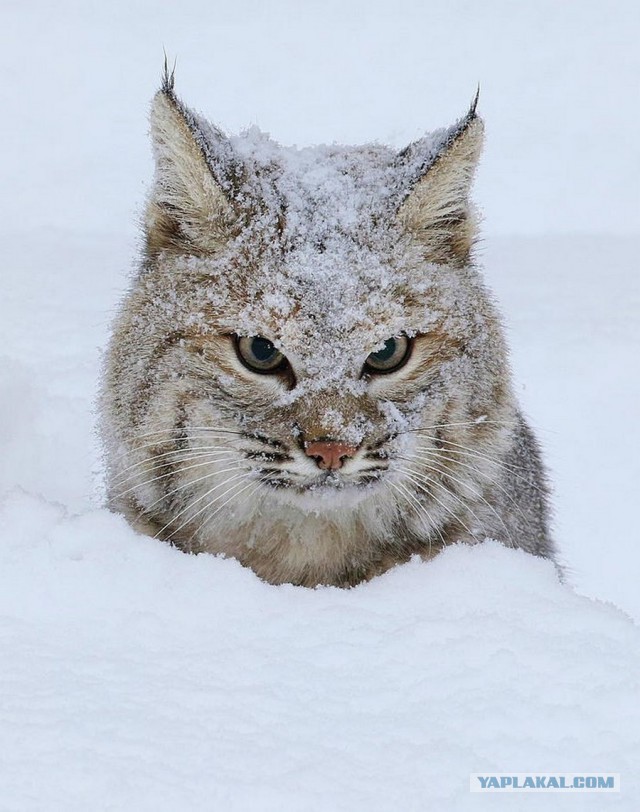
[100,73,555,587]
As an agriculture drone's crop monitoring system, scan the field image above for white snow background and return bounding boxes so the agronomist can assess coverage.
[1,1,639,810]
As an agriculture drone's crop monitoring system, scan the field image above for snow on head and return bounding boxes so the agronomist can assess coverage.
[158,112,494,412]
[202,132,428,384]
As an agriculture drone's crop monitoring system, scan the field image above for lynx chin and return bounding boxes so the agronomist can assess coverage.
[100,69,556,587]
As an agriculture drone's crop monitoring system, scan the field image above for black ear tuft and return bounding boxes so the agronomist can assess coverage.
[469,85,480,118]
[161,51,176,95]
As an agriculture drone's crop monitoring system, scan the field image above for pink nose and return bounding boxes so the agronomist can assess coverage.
[304,441,359,471]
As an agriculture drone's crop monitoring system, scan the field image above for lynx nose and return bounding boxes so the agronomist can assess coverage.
[304,441,358,471]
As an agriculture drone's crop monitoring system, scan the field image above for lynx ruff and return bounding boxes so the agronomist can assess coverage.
[101,72,555,587]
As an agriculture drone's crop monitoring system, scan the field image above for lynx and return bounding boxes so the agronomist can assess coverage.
[101,68,555,587]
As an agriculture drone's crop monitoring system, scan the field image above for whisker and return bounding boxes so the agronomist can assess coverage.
[415,441,546,495]
[115,451,239,496]
[399,419,517,433]
[386,481,432,558]
[413,437,527,479]
[111,434,238,460]
[157,471,254,541]
[397,467,475,540]
[110,460,244,504]
[380,480,433,558]
[112,428,285,464]
[398,458,516,549]
[406,463,487,535]
[114,445,235,482]
[131,467,250,525]
[389,479,446,552]
[407,448,533,528]
[195,474,270,541]
[121,426,243,443]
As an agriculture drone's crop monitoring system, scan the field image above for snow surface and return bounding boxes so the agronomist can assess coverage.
[2,1,640,808]
[1,491,639,812]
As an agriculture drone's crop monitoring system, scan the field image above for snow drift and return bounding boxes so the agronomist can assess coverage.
[0,489,639,811]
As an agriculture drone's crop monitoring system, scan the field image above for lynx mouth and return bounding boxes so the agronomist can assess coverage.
[260,467,386,493]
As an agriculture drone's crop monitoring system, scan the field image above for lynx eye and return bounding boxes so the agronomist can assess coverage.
[236,335,286,373]
[364,336,411,374]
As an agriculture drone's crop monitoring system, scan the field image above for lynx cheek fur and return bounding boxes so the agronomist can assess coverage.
[101,71,555,587]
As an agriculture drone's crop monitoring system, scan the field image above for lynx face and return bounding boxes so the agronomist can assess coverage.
[101,73,552,586]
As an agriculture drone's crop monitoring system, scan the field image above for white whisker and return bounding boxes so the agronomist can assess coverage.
[137,466,249,524]
[112,458,244,504]
[389,479,446,552]
[398,467,475,540]
[122,425,244,443]
[112,434,238,461]
[158,471,254,542]
[408,447,532,529]
[413,437,527,479]
[112,447,237,485]
[401,419,516,433]
[398,459,515,549]
[196,474,270,541]
[415,440,546,495]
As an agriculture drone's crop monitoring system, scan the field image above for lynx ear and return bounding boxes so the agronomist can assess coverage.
[145,79,240,257]
[397,98,484,265]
